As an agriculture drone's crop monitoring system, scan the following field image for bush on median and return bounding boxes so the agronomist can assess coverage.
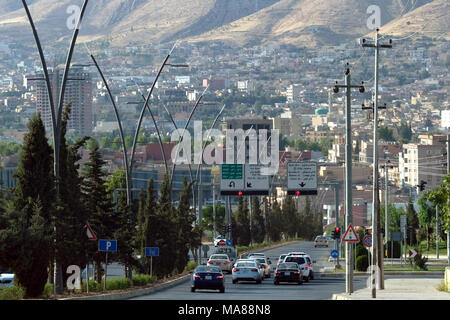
[0,286,25,300]
[132,274,157,286]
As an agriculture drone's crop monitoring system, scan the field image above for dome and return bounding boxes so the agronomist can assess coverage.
[315,108,328,115]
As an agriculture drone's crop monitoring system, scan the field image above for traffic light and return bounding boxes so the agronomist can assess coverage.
[331,230,336,239]
[417,180,427,191]
[335,227,341,239]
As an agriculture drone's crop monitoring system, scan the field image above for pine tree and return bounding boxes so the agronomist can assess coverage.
[406,198,419,245]
[250,197,265,243]
[174,177,195,273]
[235,196,251,246]
[81,143,116,283]
[267,200,283,242]
[0,113,54,297]
[283,196,297,238]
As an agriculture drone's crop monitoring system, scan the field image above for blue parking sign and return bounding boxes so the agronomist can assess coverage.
[226,240,232,246]
[98,239,117,252]
[145,247,159,257]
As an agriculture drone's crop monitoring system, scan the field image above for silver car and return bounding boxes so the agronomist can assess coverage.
[232,260,262,284]
[207,254,232,273]
[249,257,272,278]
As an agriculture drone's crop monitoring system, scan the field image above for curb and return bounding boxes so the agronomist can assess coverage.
[320,271,445,278]
[59,274,191,300]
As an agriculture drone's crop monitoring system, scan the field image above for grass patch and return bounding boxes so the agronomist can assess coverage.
[437,281,448,292]
[132,274,157,286]
[185,261,198,272]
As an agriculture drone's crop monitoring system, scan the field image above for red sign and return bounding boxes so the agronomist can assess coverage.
[219,240,226,247]
[85,221,97,241]
[409,249,418,258]
[342,224,360,242]
[363,235,372,248]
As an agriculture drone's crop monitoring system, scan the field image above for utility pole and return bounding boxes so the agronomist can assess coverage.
[380,161,393,261]
[436,205,439,259]
[447,133,450,267]
[333,64,365,294]
[213,184,216,239]
[361,28,392,297]
[334,183,341,267]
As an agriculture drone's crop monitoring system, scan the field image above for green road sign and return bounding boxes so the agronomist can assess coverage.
[221,164,243,180]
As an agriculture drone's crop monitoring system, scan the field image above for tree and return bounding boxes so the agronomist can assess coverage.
[234,197,251,246]
[417,193,434,251]
[201,204,225,233]
[379,126,395,142]
[406,198,419,245]
[0,113,54,297]
[266,200,283,242]
[81,145,116,282]
[283,196,297,238]
[250,197,265,243]
[174,178,196,273]
[427,174,450,239]
[101,135,113,149]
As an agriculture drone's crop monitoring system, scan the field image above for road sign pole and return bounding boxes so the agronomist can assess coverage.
[436,205,439,260]
[86,261,89,293]
[104,252,108,291]
[151,256,153,277]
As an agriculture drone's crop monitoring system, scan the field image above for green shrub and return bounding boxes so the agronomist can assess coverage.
[106,278,131,291]
[132,274,157,286]
[41,283,53,298]
[411,253,428,271]
[355,243,367,258]
[81,280,102,292]
[355,255,369,272]
[0,286,25,300]
[185,261,198,272]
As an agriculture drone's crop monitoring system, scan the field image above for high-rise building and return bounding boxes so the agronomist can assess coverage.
[34,66,92,136]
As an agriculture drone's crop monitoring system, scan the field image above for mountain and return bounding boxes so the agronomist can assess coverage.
[0,0,446,48]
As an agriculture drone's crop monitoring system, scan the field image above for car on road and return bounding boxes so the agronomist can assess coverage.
[214,236,227,247]
[207,254,232,273]
[232,260,263,284]
[0,273,14,289]
[191,265,225,293]
[314,236,329,248]
[249,256,272,278]
[214,246,237,263]
[247,252,266,259]
[283,255,310,282]
[277,254,288,266]
[274,262,303,285]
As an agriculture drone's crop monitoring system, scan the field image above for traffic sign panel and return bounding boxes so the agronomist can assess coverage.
[330,249,339,258]
[145,247,159,257]
[363,235,372,248]
[98,239,117,252]
[408,249,418,258]
[220,164,244,195]
[226,239,233,246]
[243,164,269,196]
[342,224,359,242]
[287,162,318,195]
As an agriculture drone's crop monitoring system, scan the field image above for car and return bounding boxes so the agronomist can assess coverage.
[214,236,227,247]
[207,254,232,273]
[0,273,15,289]
[283,255,310,282]
[232,260,263,284]
[191,265,225,293]
[234,259,265,279]
[249,256,272,278]
[323,235,333,242]
[300,254,316,280]
[277,254,288,266]
[314,236,329,247]
[214,246,237,263]
[247,252,266,259]
[288,251,306,255]
[274,262,303,285]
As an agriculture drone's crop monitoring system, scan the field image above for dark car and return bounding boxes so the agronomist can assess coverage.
[191,265,225,293]
[274,262,303,285]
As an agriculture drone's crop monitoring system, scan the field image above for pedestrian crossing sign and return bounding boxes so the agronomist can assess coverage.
[342,224,360,242]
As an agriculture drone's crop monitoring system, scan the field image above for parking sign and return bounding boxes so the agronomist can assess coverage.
[98,239,117,252]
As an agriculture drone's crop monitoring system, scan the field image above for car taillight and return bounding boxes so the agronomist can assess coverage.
[251,269,258,272]
[217,275,224,279]
[233,268,239,272]
[264,265,268,269]
[274,270,278,274]
[207,261,212,264]
[297,271,301,274]
[305,265,308,269]
[224,261,230,265]
[310,263,313,267]
[193,273,200,278]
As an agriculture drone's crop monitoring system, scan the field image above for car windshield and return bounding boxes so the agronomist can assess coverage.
[278,263,298,269]
[195,266,221,273]
[210,255,229,260]
[253,258,265,264]
[285,256,306,264]
[236,262,256,268]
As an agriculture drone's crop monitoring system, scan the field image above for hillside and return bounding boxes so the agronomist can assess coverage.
[0,0,446,48]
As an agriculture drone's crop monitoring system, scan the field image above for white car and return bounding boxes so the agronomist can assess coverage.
[247,253,266,259]
[0,273,14,289]
[283,255,311,282]
[207,254,232,273]
[249,256,272,278]
[232,260,262,284]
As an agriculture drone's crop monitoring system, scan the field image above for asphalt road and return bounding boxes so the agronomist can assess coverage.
[132,240,369,300]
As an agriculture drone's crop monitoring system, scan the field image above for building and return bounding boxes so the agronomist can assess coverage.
[286,84,301,103]
[203,77,227,90]
[398,134,446,190]
[34,66,92,136]
[272,116,302,138]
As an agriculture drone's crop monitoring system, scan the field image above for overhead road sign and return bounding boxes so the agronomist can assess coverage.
[243,164,269,196]
[287,162,318,195]
[342,224,359,242]
[220,164,244,196]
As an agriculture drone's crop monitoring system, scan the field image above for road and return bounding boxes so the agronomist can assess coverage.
[132,240,370,300]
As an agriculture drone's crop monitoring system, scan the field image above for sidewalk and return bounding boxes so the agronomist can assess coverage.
[332,277,450,300]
